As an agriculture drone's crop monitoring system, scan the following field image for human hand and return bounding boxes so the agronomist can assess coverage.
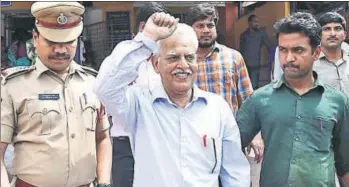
[247,134,264,164]
[142,12,179,42]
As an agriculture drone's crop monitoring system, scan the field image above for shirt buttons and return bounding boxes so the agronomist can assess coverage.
[291,159,296,164]
[297,115,301,119]
[294,137,300,141]
[68,107,73,112]
[71,134,75,138]
[298,97,302,100]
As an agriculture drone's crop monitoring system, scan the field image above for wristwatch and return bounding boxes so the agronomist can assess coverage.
[96,184,111,187]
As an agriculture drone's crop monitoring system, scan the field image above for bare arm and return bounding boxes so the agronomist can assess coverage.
[1,143,10,187]
[95,130,112,184]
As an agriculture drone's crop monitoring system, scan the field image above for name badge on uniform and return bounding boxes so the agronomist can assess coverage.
[39,94,60,100]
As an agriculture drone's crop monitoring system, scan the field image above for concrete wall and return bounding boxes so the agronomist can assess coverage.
[92,2,135,33]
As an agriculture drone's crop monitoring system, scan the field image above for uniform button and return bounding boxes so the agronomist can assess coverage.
[71,134,75,138]
[68,107,73,112]
[298,97,302,100]
[295,137,299,141]
[291,159,296,164]
[297,115,301,119]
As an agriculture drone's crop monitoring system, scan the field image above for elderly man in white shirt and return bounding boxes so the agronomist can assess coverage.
[94,12,250,187]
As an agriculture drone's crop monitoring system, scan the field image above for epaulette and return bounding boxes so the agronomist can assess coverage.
[80,66,98,77]
[1,66,35,85]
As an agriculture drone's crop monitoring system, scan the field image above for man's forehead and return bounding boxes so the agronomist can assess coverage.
[278,33,311,46]
[194,18,215,24]
[322,22,343,28]
[252,17,259,21]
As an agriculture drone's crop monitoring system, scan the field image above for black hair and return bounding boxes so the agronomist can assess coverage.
[248,14,257,22]
[274,12,321,49]
[317,11,346,31]
[185,3,219,26]
[134,2,169,33]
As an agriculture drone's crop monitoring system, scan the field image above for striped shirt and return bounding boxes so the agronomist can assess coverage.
[195,42,253,114]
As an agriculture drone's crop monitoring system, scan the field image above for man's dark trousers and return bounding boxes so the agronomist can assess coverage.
[111,136,134,187]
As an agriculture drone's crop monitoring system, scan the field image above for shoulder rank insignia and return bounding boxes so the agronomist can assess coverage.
[1,66,35,85]
[80,66,98,77]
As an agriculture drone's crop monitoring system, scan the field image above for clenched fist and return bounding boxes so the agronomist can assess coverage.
[142,12,179,42]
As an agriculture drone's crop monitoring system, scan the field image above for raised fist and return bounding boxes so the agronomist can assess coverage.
[142,12,179,41]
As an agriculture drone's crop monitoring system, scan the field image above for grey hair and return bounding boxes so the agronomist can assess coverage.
[152,23,198,57]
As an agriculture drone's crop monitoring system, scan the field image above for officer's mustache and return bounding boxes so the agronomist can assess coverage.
[283,62,299,69]
[48,53,71,60]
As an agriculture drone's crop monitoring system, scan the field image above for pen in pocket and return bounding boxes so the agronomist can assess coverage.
[317,117,323,131]
[211,138,217,173]
[83,93,87,104]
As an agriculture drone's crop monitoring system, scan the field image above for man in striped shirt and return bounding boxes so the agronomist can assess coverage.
[186,3,264,179]
[186,3,253,114]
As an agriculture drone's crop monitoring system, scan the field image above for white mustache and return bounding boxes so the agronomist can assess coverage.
[171,69,192,75]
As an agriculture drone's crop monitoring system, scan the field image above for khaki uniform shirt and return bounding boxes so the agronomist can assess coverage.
[313,51,349,97]
[1,58,110,187]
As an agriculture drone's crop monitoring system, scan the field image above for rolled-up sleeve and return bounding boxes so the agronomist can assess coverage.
[93,33,157,133]
[333,96,349,176]
[1,84,15,143]
[220,100,250,187]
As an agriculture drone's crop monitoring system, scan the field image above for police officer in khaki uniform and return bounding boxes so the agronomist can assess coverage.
[0,2,112,187]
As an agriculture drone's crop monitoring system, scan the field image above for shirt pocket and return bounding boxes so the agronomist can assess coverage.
[26,100,61,135]
[79,93,97,131]
[202,135,223,174]
[304,116,335,151]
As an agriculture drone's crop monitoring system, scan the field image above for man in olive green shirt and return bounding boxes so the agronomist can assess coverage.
[237,12,349,187]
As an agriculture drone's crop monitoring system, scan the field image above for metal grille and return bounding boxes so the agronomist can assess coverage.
[84,22,110,70]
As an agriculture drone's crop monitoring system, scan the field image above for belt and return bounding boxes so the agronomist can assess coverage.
[113,136,129,140]
[16,178,91,187]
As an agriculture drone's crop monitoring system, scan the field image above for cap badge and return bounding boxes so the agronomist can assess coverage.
[57,13,68,25]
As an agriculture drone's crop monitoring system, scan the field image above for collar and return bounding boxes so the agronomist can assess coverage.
[319,49,349,65]
[206,42,221,57]
[150,84,208,106]
[273,71,324,93]
[34,57,83,79]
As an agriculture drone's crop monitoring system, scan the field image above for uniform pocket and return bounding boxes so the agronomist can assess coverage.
[26,100,61,135]
[80,93,97,131]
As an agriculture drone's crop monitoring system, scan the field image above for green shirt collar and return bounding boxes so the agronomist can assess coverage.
[273,71,324,92]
